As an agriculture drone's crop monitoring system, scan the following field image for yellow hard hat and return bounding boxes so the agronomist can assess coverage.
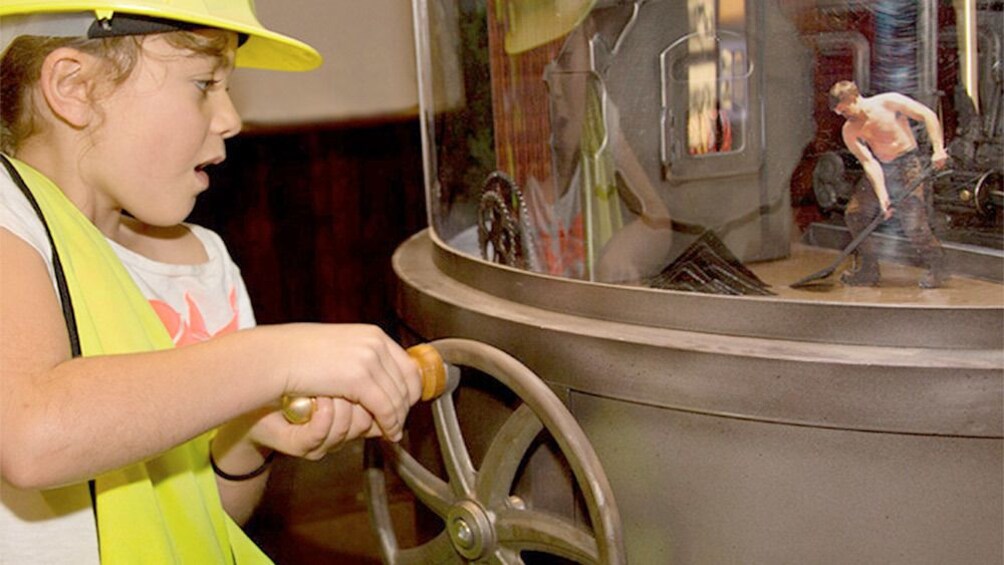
[503,0,596,55]
[0,0,321,71]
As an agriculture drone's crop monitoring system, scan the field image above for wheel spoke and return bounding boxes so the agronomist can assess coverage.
[362,463,399,561]
[385,443,454,517]
[395,531,465,565]
[432,392,477,498]
[494,507,600,564]
[475,404,543,506]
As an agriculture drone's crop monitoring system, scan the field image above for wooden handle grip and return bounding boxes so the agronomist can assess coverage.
[408,343,447,402]
[281,344,446,424]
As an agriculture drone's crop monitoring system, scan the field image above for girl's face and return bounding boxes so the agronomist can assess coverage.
[82,33,241,229]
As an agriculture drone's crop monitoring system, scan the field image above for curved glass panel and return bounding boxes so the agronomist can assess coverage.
[413,0,1003,306]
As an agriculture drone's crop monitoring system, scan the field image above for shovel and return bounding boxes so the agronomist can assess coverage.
[790,168,949,289]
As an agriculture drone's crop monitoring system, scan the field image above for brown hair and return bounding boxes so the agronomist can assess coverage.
[828,80,859,110]
[1,30,233,154]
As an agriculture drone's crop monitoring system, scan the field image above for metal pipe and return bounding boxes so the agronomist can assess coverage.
[917,0,938,108]
[954,0,980,111]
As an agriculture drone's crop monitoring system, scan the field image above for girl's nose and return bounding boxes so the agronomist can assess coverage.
[214,92,243,139]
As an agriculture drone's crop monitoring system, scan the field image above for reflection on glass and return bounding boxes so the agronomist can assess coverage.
[537,14,674,282]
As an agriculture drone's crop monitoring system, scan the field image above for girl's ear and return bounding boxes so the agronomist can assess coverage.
[38,47,100,129]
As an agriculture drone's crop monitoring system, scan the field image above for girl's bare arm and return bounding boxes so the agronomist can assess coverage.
[0,230,420,490]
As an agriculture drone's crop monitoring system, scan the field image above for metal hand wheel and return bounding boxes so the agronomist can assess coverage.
[363,338,625,564]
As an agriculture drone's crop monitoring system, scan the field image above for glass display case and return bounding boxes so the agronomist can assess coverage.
[391,1,1003,562]
[417,0,1001,294]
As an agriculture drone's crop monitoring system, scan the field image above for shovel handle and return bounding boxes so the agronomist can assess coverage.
[281,343,448,425]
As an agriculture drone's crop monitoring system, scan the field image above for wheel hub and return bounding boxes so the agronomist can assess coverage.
[447,500,495,560]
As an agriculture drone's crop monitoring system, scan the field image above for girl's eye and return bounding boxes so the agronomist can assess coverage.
[195,79,220,92]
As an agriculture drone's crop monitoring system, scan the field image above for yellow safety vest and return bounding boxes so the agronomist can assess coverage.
[5,156,270,564]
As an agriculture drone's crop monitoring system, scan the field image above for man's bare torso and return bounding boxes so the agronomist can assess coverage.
[843,95,918,163]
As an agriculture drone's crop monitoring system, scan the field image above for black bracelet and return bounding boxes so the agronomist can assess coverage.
[210,449,275,481]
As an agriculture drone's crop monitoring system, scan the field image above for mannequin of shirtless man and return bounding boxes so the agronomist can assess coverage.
[829,80,948,288]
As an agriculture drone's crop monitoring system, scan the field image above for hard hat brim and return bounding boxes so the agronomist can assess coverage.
[0,1,322,71]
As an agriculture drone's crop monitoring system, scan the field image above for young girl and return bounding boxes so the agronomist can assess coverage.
[0,2,422,563]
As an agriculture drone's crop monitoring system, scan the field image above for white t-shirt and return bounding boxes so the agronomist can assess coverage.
[0,165,256,563]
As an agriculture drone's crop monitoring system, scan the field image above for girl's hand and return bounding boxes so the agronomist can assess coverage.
[274,324,422,442]
[248,398,381,460]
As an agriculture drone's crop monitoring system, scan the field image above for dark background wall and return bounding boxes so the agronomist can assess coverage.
[189,119,428,563]
[189,119,427,328]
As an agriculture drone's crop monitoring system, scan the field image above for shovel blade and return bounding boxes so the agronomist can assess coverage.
[789,266,837,289]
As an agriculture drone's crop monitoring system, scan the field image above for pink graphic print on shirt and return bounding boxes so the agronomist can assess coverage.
[150,288,240,346]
